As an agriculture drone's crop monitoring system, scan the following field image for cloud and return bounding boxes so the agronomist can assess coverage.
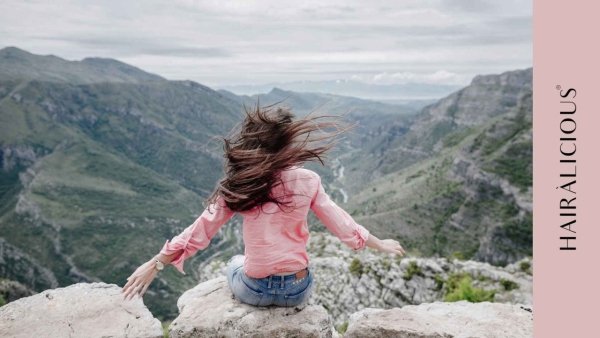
[357,70,467,85]
[0,0,532,87]
[33,36,233,58]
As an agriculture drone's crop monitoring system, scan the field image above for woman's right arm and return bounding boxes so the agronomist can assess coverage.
[365,233,405,256]
[310,172,404,256]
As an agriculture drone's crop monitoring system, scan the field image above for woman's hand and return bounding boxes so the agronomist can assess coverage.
[366,234,405,256]
[122,259,158,301]
[377,239,405,256]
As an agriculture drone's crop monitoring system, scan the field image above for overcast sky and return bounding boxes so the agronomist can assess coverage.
[0,0,531,87]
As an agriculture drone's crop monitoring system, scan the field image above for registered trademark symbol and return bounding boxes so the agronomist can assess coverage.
[556,85,561,90]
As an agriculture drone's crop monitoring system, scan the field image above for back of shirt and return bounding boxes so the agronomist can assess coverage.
[160,165,370,278]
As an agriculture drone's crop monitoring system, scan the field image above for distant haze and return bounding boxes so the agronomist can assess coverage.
[0,0,531,89]
[216,80,463,102]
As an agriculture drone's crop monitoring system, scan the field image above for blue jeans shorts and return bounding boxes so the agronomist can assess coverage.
[226,255,314,307]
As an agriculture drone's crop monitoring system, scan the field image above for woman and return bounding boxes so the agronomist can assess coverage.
[121,103,405,307]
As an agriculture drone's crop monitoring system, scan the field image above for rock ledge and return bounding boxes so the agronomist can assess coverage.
[0,282,163,338]
[345,301,533,338]
[169,276,338,338]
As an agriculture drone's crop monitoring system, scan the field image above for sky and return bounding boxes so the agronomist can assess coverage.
[0,0,532,87]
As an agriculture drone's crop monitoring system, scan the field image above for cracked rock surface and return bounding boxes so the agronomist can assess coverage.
[0,282,163,338]
[345,301,533,338]
[169,276,338,338]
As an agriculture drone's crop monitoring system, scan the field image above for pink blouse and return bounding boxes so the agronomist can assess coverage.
[159,166,370,278]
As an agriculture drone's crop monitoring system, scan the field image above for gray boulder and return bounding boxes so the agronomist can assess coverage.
[0,282,164,338]
[345,301,533,338]
[168,276,338,338]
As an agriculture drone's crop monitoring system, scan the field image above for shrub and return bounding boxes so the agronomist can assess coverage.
[501,279,519,291]
[349,258,363,276]
[435,274,446,290]
[403,261,423,280]
[520,261,531,273]
[450,251,465,261]
[445,276,496,303]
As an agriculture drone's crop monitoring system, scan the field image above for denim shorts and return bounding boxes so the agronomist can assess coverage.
[226,255,314,307]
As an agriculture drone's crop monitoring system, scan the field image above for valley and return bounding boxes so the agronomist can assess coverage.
[0,47,532,321]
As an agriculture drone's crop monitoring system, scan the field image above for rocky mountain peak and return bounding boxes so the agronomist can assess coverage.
[471,68,532,88]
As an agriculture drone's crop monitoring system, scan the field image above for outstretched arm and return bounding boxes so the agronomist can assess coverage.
[310,172,404,256]
[122,197,234,300]
[365,233,405,256]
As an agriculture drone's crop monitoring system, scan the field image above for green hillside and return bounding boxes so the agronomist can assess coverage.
[0,47,532,320]
[0,48,245,319]
[0,47,165,84]
[330,69,533,265]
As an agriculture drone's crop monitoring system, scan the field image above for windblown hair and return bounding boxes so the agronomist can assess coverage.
[205,101,356,213]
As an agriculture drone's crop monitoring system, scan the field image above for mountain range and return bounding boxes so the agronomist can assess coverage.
[0,47,532,320]
[216,80,462,106]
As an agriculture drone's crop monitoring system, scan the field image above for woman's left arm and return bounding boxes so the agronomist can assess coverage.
[122,197,235,300]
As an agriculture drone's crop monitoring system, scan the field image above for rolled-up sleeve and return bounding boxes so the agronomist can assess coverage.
[160,196,235,274]
[310,173,370,250]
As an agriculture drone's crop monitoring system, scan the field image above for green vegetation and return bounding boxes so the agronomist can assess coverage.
[405,170,425,183]
[482,106,532,157]
[432,198,464,255]
[435,274,446,290]
[0,295,5,307]
[443,127,475,148]
[1,50,533,322]
[501,214,533,256]
[403,261,424,280]
[450,251,465,261]
[349,258,364,276]
[445,274,496,303]
[500,279,519,291]
[162,321,171,337]
[0,64,244,319]
[424,120,456,152]
[337,322,349,334]
[485,141,532,191]
[211,262,222,271]
[520,261,532,274]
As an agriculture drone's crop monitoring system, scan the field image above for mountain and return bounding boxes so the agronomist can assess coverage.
[0,47,245,318]
[0,47,165,84]
[217,80,463,103]
[0,47,532,321]
[324,68,533,265]
[219,87,417,131]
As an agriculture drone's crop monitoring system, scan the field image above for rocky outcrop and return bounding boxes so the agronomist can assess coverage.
[345,301,533,338]
[169,276,531,338]
[200,233,533,328]
[0,277,533,338]
[0,282,163,338]
[169,276,338,338]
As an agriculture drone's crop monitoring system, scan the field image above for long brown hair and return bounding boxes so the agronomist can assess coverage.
[205,100,356,213]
